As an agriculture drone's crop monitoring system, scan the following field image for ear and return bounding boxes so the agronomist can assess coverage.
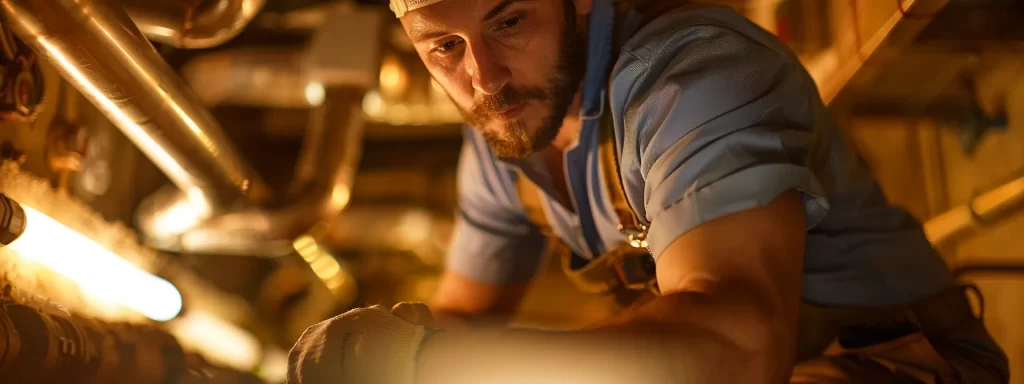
[572,0,593,15]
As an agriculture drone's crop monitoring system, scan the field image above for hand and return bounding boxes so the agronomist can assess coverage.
[287,305,429,384]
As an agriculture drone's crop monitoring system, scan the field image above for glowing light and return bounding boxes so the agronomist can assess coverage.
[292,235,351,297]
[395,209,432,248]
[150,188,210,235]
[260,348,290,383]
[305,81,326,106]
[379,56,408,99]
[150,204,201,234]
[326,275,345,290]
[312,256,340,278]
[362,90,384,116]
[330,185,351,209]
[167,310,261,370]
[8,206,183,321]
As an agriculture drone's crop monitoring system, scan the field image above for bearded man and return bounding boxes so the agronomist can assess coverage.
[287,1,1009,383]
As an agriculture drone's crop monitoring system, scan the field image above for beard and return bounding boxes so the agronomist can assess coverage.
[457,1,587,159]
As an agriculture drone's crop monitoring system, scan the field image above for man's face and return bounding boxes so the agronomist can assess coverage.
[401,0,588,158]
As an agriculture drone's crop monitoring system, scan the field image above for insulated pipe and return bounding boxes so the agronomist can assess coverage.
[0,304,264,383]
[0,0,271,213]
[122,0,267,49]
[0,304,185,383]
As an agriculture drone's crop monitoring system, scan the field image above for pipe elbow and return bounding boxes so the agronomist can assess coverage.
[128,0,267,49]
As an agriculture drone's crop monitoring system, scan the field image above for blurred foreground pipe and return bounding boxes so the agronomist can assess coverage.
[0,0,270,213]
[123,0,267,49]
[0,304,264,383]
[0,304,185,383]
[925,175,1024,245]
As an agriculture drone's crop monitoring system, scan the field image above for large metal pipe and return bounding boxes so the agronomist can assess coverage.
[122,0,267,49]
[0,0,271,214]
[133,6,378,256]
[175,88,365,257]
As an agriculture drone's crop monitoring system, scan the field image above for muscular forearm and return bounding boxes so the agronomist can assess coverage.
[428,272,528,327]
[416,288,795,384]
[418,192,805,384]
[416,326,679,384]
[428,303,520,327]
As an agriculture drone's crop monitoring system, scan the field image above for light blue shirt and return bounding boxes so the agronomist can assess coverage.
[447,2,953,307]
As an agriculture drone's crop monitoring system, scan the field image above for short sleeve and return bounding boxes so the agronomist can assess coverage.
[445,128,548,284]
[612,22,831,260]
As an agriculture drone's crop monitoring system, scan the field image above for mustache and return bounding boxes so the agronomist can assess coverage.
[470,86,546,116]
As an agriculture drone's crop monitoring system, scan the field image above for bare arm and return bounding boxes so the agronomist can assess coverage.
[415,192,805,383]
[429,271,530,326]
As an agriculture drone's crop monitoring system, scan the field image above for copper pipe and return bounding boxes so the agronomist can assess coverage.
[0,0,271,213]
[123,0,267,49]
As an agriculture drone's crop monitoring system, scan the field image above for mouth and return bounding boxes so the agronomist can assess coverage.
[494,103,525,122]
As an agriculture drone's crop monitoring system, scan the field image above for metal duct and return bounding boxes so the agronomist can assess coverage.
[138,7,380,256]
[0,0,271,215]
[122,0,267,49]
[180,48,318,109]
[176,88,365,257]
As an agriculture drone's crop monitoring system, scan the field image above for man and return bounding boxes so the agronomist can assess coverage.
[288,0,1009,382]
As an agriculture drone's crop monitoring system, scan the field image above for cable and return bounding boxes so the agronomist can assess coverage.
[896,0,942,19]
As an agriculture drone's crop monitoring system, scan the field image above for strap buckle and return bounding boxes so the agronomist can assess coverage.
[611,248,658,292]
[618,224,649,249]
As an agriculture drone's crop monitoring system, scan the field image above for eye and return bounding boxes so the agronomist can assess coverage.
[433,38,463,54]
[495,15,524,32]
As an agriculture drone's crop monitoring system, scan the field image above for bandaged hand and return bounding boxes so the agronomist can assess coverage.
[287,303,437,384]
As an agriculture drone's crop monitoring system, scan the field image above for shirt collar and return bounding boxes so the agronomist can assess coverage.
[580,0,617,120]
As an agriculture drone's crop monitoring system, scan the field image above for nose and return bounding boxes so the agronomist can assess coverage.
[465,41,510,95]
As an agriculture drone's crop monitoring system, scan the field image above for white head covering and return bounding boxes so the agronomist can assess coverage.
[389,0,447,18]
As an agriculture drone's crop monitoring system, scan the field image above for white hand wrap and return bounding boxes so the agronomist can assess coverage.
[389,0,447,18]
[288,305,427,384]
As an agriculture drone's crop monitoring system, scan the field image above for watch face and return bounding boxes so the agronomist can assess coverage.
[0,22,45,123]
